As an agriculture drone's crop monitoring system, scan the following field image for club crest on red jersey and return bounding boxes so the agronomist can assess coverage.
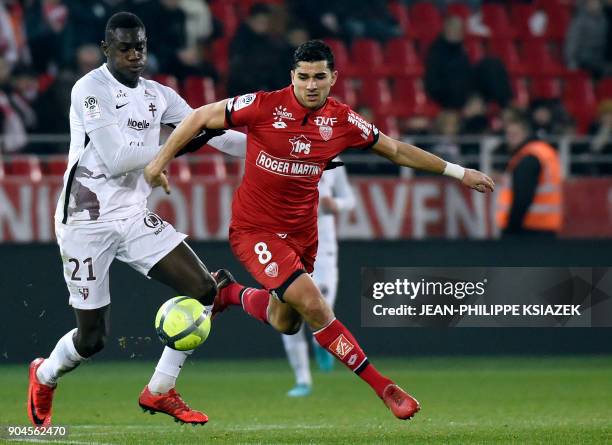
[289,135,311,157]
[319,125,333,141]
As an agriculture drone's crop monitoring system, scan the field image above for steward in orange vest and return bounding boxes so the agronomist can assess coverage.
[496,117,563,237]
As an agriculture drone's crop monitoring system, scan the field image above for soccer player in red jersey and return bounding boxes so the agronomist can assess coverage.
[145,40,495,420]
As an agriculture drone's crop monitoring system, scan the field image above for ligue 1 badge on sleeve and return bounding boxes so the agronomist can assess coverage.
[319,125,333,141]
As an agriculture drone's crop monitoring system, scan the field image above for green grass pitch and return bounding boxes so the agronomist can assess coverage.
[1,356,611,444]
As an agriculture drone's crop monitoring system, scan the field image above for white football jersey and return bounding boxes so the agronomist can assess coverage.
[55,64,191,224]
[317,162,355,257]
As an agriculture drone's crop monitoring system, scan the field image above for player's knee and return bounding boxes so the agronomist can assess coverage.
[74,330,107,357]
[186,271,217,305]
[277,318,303,335]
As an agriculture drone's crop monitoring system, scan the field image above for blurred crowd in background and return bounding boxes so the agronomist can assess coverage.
[1,0,612,176]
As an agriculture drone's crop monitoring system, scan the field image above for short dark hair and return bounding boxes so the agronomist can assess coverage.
[105,12,145,41]
[293,40,335,71]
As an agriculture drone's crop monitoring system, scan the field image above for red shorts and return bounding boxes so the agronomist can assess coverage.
[229,225,318,291]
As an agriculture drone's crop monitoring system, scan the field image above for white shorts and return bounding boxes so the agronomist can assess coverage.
[55,210,187,310]
[312,251,338,308]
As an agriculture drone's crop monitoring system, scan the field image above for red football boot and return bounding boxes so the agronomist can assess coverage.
[138,386,208,425]
[27,358,56,427]
[211,269,239,319]
[381,384,420,420]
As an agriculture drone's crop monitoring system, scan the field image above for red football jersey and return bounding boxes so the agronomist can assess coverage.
[225,86,379,233]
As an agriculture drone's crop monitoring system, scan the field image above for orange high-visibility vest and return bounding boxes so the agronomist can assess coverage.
[496,141,563,232]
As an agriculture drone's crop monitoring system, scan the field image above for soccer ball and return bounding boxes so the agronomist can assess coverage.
[155,296,211,351]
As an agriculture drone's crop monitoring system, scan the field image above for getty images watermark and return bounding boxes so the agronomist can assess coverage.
[361,267,612,327]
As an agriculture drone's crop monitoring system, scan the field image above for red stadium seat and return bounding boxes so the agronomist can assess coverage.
[510,4,539,39]
[7,155,42,182]
[209,2,238,38]
[530,76,561,99]
[225,158,244,177]
[446,3,471,22]
[211,38,230,76]
[563,76,597,134]
[464,37,485,64]
[408,2,443,43]
[388,2,411,31]
[43,155,68,176]
[392,76,439,117]
[535,0,571,42]
[167,158,191,183]
[323,39,356,76]
[510,77,530,108]
[375,114,400,139]
[351,39,388,77]
[596,78,612,101]
[183,76,217,108]
[152,75,179,92]
[384,39,424,77]
[521,40,566,77]
[190,154,227,179]
[481,3,515,39]
[330,78,357,108]
[488,39,526,76]
[358,78,393,115]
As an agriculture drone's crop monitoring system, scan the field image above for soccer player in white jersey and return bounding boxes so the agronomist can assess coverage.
[281,160,355,397]
[26,12,246,427]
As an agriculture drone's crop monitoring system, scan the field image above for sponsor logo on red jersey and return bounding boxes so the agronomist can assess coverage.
[347,111,373,138]
[329,334,355,359]
[255,151,321,177]
[289,135,311,157]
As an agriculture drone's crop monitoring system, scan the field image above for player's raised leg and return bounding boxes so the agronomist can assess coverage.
[283,274,420,420]
[139,241,217,425]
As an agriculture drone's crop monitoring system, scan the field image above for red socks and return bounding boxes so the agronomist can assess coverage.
[220,283,270,324]
[314,318,393,397]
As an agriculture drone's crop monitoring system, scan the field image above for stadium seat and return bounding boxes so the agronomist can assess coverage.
[190,154,227,179]
[464,37,485,64]
[384,39,424,77]
[209,2,238,38]
[488,39,526,76]
[481,3,515,39]
[446,3,470,23]
[358,77,393,115]
[510,3,539,39]
[351,39,389,78]
[522,40,566,77]
[530,76,561,99]
[152,75,179,92]
[183,76,217,108]
[510,77,530,108]
[330,78,357,108]
[408,2,443,43]
[388,2,411,32]
[6,155,42,182]
[323,39,356,76]
[563,76,596,134]
[211,38,230,76]
[392,76,438,117]
[168,158,191,183]
[535,0,571,42]
[375,114,400,139]
[596,78,612,101]
[43,155,68,176]
[225,157,244,177]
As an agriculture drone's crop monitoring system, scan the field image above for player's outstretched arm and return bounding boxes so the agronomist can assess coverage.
[372,132,495,193]
[145,99,229,193]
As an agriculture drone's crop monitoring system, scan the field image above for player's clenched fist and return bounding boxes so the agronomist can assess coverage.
[144,164,171,195]
[462,169,495,193]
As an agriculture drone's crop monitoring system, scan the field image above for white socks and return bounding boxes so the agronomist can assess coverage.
[148,347,193,394]
[36,328,85,386]
[282,324,312,386]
